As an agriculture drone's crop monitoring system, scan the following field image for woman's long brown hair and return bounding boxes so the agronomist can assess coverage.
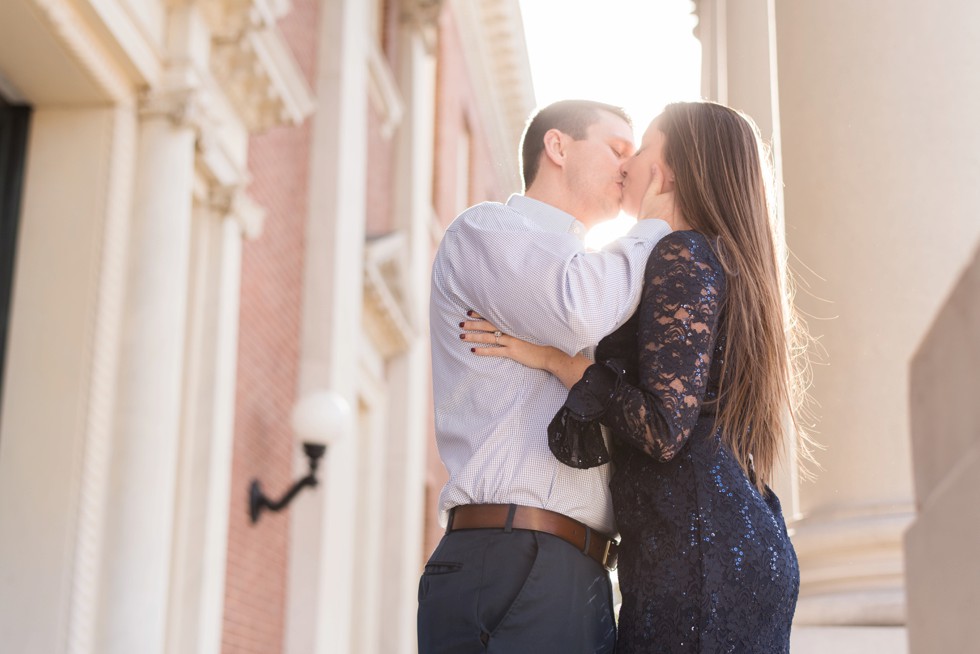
[659,101,814,491]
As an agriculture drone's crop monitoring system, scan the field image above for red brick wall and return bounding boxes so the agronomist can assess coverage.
[424,3,525,559]
[365,101,397,237]
[221,1,318,652]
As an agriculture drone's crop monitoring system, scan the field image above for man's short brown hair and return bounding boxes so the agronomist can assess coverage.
[519,100,631,190]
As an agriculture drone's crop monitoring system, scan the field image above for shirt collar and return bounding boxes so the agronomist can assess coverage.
[506,194,587,240]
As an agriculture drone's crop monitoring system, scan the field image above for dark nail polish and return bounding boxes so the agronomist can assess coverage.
[466,310,474,317]
[459,333,465,339]
[459,322,465,328]
[470,348,475,353]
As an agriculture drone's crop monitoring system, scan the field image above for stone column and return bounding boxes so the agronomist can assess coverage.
[165,187,258,654]
[283,0,369,652]
[97,98,196,654]
[97,97,198,654]
[379,7,439,653]
[697,0,980,650]
[770,0,980,649]
[97,8,208,653]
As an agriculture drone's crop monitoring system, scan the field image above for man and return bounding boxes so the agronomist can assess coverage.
[419,100,670,653]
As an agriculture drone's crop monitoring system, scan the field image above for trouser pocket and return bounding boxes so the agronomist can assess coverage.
[417,530,537,654]
[477,531,540,635]
[418,561,463,603]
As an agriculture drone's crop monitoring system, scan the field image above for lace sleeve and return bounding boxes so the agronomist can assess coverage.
[603,231,725,461]
[548,232,725,467]
[547,315,638,469]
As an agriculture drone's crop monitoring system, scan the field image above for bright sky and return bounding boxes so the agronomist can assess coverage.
[516,0,702,246]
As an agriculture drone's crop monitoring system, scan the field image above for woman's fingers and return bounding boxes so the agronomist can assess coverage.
[458,320,516,359]
[462,332,516,359]
[459,319,499,333]
[648,163,663,196]
[459,330,504,345]
[458,313,527,362]
[471,345,513,358]
[640,168,680,227]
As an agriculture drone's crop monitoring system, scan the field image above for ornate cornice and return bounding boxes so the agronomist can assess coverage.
[210,25,315,131]
[199,0,289,40]
[199,0,314,131]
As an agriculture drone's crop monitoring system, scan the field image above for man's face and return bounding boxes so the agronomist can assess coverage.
[562,111,635,227]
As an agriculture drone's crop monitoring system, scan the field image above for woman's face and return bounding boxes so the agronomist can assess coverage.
[620,117,674,218]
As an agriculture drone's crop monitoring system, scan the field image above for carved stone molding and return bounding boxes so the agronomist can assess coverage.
[402,0,444,52]
[201,0,313,132]
[210,25,314,131]
[199,0,290,41]
[207,185,266,240]
[792,507,914,626]
[402,0,445,31]
[136,47,214,126]
[362,231,416,358]
[138,85,206,128]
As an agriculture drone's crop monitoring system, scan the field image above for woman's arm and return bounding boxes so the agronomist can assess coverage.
[459,314,592,389]
[544,232,725,468]
[562,232,725,462]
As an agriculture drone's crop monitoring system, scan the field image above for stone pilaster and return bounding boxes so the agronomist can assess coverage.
[772,0,980,637]
[99,115,197,654]
[283,0,369,652]
[376,15,438,653]
[97,7,206,653]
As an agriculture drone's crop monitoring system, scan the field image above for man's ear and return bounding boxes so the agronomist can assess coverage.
[541,128,566,168]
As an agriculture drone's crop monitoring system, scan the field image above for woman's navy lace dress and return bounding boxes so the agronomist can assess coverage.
[548,231,799,653]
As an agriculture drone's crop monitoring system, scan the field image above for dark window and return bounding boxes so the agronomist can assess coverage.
[0,95,32,411]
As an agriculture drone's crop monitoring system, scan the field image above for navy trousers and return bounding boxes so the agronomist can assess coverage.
[417,527,616,653]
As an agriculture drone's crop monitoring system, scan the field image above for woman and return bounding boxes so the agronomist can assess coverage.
[460,102,812,652]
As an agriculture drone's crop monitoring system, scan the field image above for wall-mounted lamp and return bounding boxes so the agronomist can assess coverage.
[249,390,352,524]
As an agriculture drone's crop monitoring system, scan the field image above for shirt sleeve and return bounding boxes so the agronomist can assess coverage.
[443,204,671,355]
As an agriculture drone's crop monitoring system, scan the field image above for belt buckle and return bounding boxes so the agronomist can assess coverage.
[602,539,619,572]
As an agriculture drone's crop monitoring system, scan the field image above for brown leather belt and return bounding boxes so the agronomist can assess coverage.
[447,504,619,571]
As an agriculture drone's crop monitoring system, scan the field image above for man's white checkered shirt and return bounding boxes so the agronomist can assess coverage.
[430,194,670,534]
